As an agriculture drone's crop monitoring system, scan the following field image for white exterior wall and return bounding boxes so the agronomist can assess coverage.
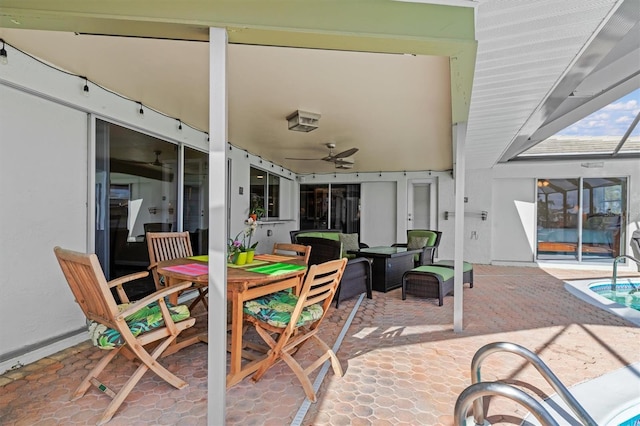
[361,182,398,246]
[0,42,209,371]
[489,159,640,264]
[0,85,88,362]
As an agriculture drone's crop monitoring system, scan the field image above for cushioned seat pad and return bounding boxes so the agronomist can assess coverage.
[410,265,455,280]
[244,290,323,328]
[88,301,191,350]
[433,260,473,272]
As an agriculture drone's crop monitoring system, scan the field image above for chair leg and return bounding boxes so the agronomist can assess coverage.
[281,350,317,402]
[97,335,188,425]
[278,335,343,403]
[189,287,208,311]
[312,335,343,378]
[71,348,121,400]
[251,326,280,382]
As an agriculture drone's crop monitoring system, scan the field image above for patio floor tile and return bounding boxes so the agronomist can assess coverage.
[0,265,638,425]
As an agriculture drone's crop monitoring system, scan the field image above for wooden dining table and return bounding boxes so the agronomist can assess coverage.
[156,254,307,388]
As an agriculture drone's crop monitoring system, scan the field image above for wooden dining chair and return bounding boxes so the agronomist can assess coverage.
[272,242,312,264]
[243,258,347,402]
[53,246,196,425]
[146,231,208,311]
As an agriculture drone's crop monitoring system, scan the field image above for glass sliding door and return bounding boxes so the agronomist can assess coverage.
[581,178,625,259]
[330,184,361,235]
[183,147,209,254]
[299,183,360,232]
[95,119,178,300]
[536,178,580,260]
[536,177,626,261]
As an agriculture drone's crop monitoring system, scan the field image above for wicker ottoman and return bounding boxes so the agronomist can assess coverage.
[402,266,454,306]
[431,260,473,288]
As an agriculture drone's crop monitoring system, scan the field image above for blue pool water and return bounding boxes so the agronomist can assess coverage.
[589,281,640,311]
[618,412,640,426]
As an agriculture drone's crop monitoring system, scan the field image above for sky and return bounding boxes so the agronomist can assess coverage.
[557,88,640,137]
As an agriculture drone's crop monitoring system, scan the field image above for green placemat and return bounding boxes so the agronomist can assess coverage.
[227,259,269,268]
[246,262,306,275]
[187,255,208,262]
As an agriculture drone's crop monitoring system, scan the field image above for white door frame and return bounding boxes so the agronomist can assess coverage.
[407,178,437,230]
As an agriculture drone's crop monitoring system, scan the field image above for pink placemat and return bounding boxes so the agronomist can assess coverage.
[161,263,208,276]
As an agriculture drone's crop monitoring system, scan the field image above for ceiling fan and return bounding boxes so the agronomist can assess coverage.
[122,150,172,169]
[285,143,358,168]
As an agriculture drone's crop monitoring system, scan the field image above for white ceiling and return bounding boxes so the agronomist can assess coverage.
[1,0,638,173]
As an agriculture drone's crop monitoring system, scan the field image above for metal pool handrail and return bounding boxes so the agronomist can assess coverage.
[613,255,640,291]
[454,381,559,426]
[467,342,597,426]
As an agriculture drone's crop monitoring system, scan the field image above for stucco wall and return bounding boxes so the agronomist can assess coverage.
[0,85,88,361]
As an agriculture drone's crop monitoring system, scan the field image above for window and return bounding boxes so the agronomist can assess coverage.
[250,167,281,220]
[536,177,626,261]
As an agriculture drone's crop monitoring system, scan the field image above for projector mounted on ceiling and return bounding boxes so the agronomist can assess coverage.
[287,110,321,132]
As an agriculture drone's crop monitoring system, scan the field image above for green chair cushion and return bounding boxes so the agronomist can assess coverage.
[433,260,473,272]
[244,290,323,328]
[411,266,455,281]
[339,233,360,258]
[407,235,429,250]
[296,231,340,241]
[88,301,191,350]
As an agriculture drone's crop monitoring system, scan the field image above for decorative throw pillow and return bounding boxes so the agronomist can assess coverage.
[407,236,429,250]
[339,233,360,252]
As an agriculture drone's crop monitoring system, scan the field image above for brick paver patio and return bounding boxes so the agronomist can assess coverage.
[1,265,639,425]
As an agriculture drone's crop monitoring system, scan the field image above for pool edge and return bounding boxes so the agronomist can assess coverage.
[564,278,640,327]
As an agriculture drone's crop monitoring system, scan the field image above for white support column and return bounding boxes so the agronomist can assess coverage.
[453,122,467,332]
[208,27,228,425]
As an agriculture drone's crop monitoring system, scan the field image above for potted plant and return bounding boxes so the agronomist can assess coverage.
[250,194,266,220]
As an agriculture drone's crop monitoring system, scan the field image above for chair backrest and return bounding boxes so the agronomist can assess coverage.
[53,246,119,326]
[147,231,193,288]
[296,236,342,265]
[272,242,312,264]
[407,229,442,263]
[289,258,347,333]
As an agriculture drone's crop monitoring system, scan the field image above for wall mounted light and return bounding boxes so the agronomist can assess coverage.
[287,110,320,132]
[0,40,8,65]
[81,76,89,95]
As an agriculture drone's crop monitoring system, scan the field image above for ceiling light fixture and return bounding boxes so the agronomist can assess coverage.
[287,110,320,132]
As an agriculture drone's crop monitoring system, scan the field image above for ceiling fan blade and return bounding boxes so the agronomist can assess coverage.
[333,147,358,158]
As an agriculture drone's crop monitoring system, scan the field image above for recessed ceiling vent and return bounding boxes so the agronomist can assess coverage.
[287,110,320,132]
